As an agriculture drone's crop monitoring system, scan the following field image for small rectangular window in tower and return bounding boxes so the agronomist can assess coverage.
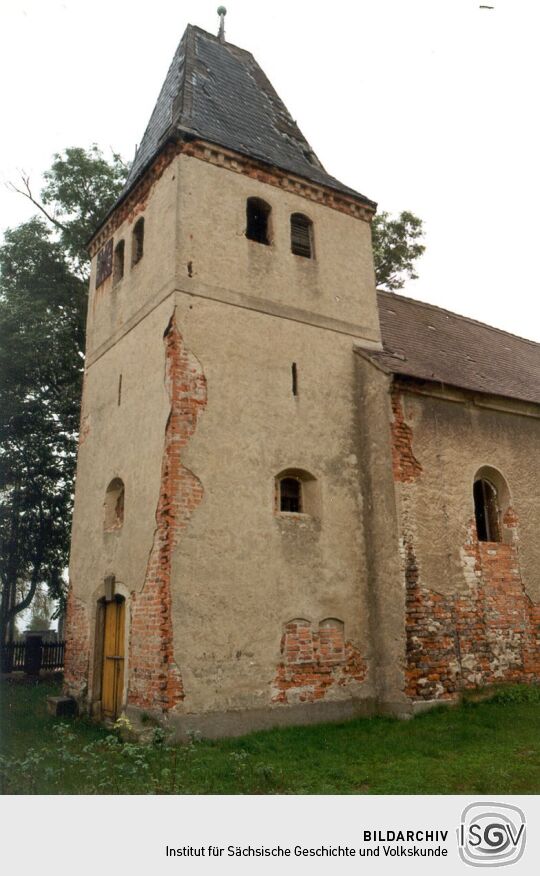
[291,362,298,396]
[117,373,122,407]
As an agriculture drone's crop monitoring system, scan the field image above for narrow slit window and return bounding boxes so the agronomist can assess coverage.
[474,478,501,542]
[113,240,125,284]
[132,218,144,266]
[290,213,314,258]
[291,362,298,396]
[280,477,302,513]
[246,197,271,245]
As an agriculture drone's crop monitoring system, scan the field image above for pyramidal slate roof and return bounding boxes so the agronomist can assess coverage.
[121,24,373,205]
[358,291,540,406]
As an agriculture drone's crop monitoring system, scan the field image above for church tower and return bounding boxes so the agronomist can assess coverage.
[65,16,396,735]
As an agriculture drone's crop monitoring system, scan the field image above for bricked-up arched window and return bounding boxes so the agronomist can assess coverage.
[280,477,302,513]
[474,478,501,542]
[113,240,125,285]
[104,478,125,531]
[290,213,314,258]
[246,197,271,245]
[132,217,144,266]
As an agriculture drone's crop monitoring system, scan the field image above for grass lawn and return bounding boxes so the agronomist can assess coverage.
[1,675,540,794]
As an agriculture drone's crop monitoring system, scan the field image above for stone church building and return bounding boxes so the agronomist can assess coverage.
[65,21,540,736]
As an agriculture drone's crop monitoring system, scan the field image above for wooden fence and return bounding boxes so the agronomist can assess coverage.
[1,639,65,674]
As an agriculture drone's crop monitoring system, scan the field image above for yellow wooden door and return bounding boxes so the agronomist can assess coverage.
[101,598,125,720]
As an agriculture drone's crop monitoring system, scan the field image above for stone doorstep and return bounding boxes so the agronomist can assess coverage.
[46,695,78,717]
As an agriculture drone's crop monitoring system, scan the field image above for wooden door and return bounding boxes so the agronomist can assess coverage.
[101,598,125,720]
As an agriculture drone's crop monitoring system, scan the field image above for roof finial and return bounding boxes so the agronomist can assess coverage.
[217,6,227,43]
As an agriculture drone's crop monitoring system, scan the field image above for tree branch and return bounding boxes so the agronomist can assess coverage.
[7,574,39,620]
[7,173,68,233]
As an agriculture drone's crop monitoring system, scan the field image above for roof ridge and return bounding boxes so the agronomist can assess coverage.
[377,289,540,349]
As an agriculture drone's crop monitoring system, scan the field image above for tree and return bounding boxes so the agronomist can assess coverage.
[9,145,127,278]
[27,586,54,632]
[0,147,127,646]
[371,210,425,291]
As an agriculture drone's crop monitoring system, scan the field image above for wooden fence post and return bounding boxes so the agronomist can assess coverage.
[24,636,42,675]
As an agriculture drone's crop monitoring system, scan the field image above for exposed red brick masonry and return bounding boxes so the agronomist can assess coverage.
[390,389,423,483]
[64,587,91,695]
[405,519,540,699]
[127,312,207,711]
[272,619,367,704]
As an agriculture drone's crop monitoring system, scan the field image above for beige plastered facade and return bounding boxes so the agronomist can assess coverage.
[68,148,540,737]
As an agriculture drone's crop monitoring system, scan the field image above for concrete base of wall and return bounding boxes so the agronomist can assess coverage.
[411,697,458,716]
[125,697,379,741]
[376,699,414,720]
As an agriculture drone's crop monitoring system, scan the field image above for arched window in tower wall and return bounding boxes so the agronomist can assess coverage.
[246,197,271,245]
[132,217,144,266]
[275,469,320,517]
[290,213,314,258]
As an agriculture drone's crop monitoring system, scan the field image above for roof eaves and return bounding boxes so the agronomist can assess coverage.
[353,345,393,375]
[387,371,540,410]
[86,125,184,247]
[88,129,375,249]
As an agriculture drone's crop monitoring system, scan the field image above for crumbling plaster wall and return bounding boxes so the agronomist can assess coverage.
[67,298,173,700]
[167,291,376,716]
[68,150,384,727]
[397,388,540,600]
[392,384,540,700]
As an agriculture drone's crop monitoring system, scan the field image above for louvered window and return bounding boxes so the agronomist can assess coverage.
[290,213,314,258]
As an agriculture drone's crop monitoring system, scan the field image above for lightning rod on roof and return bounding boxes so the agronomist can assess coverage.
[217,6,227,43]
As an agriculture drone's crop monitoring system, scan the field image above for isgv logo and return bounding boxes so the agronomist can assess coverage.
[458,802,526,867]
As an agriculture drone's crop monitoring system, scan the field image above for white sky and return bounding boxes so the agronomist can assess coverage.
[2,0,540,340]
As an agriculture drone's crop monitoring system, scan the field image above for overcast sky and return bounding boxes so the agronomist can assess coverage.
[2,0,539,340]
